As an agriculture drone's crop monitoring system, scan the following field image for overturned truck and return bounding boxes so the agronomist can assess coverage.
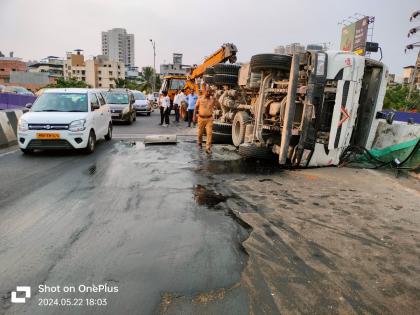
[208,51,388,167]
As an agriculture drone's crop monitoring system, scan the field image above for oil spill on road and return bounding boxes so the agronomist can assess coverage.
[193,184,227,208]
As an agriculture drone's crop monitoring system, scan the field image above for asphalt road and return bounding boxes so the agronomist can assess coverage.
[2,110,420,314]
[0,111,249,315]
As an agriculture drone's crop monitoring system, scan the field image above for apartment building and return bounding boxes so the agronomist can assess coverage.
[63,50,125,88]
[101,28,135,68]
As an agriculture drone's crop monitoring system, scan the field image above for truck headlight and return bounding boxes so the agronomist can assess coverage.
[18,119,28,132]
[69,119,86,132]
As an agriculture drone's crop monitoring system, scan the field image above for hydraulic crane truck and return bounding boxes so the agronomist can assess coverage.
[159,43,238,103]
[211,50,389,167]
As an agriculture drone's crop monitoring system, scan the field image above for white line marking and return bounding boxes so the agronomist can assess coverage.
[0,148,19,158]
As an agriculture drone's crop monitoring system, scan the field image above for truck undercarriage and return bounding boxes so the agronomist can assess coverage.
[210,50,388,167]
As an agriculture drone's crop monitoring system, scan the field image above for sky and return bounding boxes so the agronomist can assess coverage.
[0,0,419,74]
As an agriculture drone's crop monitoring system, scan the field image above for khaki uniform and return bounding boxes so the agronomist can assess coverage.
[195,96,216,151]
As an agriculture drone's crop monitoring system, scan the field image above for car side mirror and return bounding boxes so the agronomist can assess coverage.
[25,103,32,109]
[91,103,100,111]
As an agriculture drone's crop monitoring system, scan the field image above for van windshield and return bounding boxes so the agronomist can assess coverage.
[32,93,88,112]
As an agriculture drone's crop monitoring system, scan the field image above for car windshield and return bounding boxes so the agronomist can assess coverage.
[106,93,129,104]
[133,92,146,101]
[32,93,88,112]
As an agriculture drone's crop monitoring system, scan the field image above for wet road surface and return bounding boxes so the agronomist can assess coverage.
[1,111,420,314]
[0,134,249,314]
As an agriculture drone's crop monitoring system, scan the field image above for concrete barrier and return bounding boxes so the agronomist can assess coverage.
[372,121,420,150]
[0,109,24,148]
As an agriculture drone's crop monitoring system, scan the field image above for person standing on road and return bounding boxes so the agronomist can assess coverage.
[173,90,180,123]
[193,88,217,154]
[159,91,171,126]
[186,89,198,127]
[179,89,188,121]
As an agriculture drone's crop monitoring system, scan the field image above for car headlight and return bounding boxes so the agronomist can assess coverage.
[18,119,28,132]
[69,119,86,132]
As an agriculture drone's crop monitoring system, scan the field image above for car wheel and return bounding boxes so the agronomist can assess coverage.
[21,148,34,155]
[105,123,112,141]
[147,112,151,116]
[128,113,133,125]
[84,130,96,154]
[133,112,136,122]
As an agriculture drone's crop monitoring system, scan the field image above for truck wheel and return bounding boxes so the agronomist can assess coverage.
[214,64,241,75]
[204,67,215,75]
[238,143,273,159]
[232,111,250,147]
[212,121,233,144]
[203,75,214,84]
[212,132,233,144]
[213,121,232,134]
[214,74,238,86]
[250,54,292,72]
[104,123,112,141]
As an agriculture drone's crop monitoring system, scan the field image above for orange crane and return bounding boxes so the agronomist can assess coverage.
[160,43,238,102]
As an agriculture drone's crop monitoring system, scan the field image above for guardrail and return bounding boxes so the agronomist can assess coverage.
[0,93,36,110]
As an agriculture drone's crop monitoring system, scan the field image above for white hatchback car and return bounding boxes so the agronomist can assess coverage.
[18,88,112,154]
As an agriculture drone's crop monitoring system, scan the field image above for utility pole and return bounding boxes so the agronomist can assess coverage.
[406,10,420,102]
[149,39,156,92]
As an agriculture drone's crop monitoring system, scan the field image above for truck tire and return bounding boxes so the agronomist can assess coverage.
[204,67,215,75]
[203,75,214,84]
[250,54,292,72]
[212,121,233,144]
[232,111,250,147]
[212,132,233,144]
[214,74,238,86]
[213,121,232,134]
[214,63,241,75]
[238,143,273,159]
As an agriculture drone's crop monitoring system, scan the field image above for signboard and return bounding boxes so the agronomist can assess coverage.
[353,17,369,55]
[340,17,370,56]
[340,23,356,52]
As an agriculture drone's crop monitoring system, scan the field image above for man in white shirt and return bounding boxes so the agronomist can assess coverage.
[173,90,180,123]
[159,91,171,126]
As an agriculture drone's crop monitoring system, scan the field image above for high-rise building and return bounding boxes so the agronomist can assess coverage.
[101,28,135,68]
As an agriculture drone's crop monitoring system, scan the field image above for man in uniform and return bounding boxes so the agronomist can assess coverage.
[193,88,218,154]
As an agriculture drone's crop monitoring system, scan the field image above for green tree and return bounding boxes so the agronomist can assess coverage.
[138,67,161,93]
[46,77,90,88]
[113,78,140,90]
[383,84,420,111]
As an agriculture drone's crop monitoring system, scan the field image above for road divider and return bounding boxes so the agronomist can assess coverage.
[0,109,24,148]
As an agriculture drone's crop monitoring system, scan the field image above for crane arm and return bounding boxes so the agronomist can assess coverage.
[189,43,238,80]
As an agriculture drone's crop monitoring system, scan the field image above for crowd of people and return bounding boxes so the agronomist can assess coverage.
[157,88,217,154]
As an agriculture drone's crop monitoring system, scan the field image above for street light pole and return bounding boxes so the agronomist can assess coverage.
[149,39,156,92]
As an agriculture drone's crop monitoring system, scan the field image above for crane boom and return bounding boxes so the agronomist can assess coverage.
[189,43,238,80]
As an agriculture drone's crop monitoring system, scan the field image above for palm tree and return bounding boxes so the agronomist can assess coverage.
[138,67,160,93]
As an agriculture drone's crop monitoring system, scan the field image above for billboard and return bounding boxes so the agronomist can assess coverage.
[340,16,370,55]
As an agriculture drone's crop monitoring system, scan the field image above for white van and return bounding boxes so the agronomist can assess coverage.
[17,88,112,154]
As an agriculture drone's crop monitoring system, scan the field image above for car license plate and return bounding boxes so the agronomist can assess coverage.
[112,114,119,117]
[36,133,60,139]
